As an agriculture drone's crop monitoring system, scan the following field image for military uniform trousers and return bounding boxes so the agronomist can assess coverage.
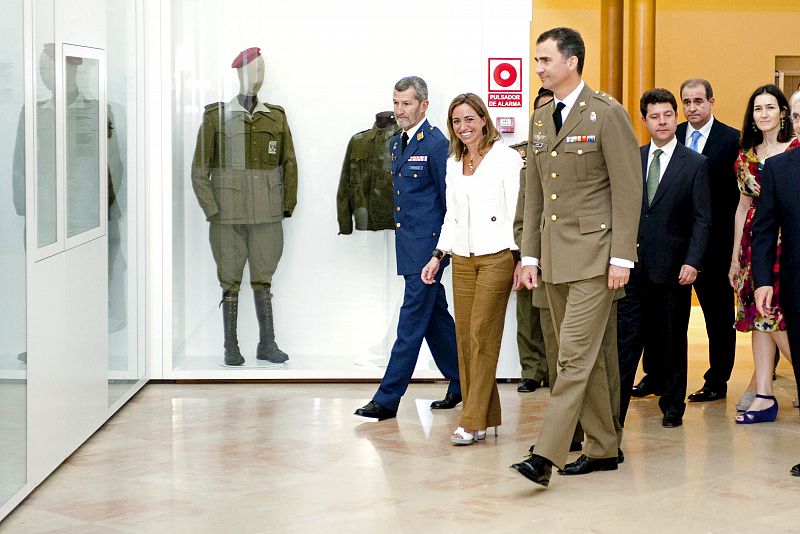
[544,302,623,448]
[516,287,549,382]
[372,268,460,412]
[209,222,283,292]
[452,250,515,430]
[534,275,617,468]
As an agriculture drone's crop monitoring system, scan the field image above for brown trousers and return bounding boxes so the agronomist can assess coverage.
[534,276,617,468]
[452,250,515,430]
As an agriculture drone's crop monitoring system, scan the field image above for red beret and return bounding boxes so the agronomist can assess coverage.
[42,43,83,64]
[231,47,261,69]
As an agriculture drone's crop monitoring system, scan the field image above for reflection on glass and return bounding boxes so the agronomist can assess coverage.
[66,57,100,238]
[35,43,58,247]
[1,0,27,507]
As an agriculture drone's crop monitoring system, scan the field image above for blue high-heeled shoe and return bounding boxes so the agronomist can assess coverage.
[735,394,778,424]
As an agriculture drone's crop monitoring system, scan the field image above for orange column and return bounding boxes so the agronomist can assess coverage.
[600,0,624,101]
[627,0,656,143]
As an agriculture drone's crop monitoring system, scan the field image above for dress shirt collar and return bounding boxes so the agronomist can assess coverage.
[403,118,425,143]
[686,115,714,143]
[554,80,585,115]
[649,135,678,160]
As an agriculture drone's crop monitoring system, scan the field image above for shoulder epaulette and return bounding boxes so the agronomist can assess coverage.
[204,102,224,112]
[265,103,286,113]
[591,91,616,107]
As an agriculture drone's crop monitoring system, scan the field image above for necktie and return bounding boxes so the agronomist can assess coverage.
[646,149,663,205]
[689,130,701,152]
[401,132,409,153]
[553,102,566,134]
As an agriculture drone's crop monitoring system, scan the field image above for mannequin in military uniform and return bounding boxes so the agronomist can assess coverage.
[337,111,398,233]
[191,47,298,366]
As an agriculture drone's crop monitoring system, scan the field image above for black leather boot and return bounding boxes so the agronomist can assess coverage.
[254,288,289,363]
[222,290,245,366]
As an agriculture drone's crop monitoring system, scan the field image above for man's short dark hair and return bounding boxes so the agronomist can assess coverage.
[640,88,678,117]
[536,27,585,75]
[679,78,714,100]
[394,76,428,102]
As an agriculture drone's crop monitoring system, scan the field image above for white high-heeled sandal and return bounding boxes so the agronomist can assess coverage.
[475,427,498,441]
[451,427,476,445]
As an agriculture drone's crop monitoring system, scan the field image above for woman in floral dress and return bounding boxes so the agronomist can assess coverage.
[729,84,799,423]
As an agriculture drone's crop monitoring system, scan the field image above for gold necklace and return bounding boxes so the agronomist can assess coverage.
[467,151,481,171]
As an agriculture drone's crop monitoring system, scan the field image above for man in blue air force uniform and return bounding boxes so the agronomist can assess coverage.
[355,76,461,420]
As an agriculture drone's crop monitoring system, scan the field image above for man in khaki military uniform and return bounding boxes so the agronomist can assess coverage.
[510,27,641,487]
[191,47,298,366]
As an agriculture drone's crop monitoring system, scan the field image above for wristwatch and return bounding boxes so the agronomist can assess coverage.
[432,249,445,260]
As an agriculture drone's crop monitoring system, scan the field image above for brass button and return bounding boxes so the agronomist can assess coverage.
[600,223,606,229]
[396,222,401,228]
[534,149,539,154]
[396,206,401,212]
[551,172,557,179]
[491,216,497,222]
[577,149,583,155]
[551,151,557,157]
[551,194,557,200]
[551,214,557,221]
[413,174,418,178]
[432,232,437,237]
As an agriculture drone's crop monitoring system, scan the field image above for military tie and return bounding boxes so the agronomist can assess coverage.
[401,132,409,153]
[688,130,702,152]
[646,148,663,205]
[553,102,566,134]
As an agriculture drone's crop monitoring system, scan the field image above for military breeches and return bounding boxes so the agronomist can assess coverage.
[209,222,283,292]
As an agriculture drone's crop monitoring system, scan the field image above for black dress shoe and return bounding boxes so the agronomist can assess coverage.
[662,413,683,428]
[430,392,461,409]
[558,454,618,475]
[510,454,552,487]
[791,463,800,477]
[354,401,396,421]
[618,448,624,463]
[688,386,727,402]
[517,378,541,393]
[631,378,663,398]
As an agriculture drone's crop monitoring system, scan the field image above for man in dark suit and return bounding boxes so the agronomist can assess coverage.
[617,88,711,429]
[752,147,800,477]
[354,76,460,421]
[632,79,739,401]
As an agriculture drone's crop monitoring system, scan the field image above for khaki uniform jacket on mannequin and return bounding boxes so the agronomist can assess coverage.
[191,98,298,224]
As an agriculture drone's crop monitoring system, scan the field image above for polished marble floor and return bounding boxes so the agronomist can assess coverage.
[3,332,800,532]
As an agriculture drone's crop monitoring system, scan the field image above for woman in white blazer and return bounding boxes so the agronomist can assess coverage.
[422,93,522,445]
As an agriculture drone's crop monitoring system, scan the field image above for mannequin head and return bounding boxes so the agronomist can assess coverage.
[39,43,81,94]
[232,47,265,96]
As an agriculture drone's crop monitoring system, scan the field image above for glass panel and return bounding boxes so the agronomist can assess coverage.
[0,0,27,505]
[65,57,100,238]
[107,0,139,405]
[35,4,57,248]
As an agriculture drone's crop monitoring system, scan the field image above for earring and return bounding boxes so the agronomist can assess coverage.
[781,117,785,129]
[753,123,758,132]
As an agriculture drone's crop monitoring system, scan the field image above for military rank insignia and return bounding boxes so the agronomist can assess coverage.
[535,120,543,128]
[417,131,424,141]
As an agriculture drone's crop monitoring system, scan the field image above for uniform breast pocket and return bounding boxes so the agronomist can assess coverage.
[251,126,280,166]
[349,148,369,184]
[563,143,599,180]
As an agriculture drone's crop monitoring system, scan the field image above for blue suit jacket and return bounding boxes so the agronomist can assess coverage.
[390,119,450,275]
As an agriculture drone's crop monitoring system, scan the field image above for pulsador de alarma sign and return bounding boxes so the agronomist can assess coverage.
[488,58,522,108]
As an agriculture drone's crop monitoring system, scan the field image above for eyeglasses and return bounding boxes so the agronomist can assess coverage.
[792,113,800,123]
